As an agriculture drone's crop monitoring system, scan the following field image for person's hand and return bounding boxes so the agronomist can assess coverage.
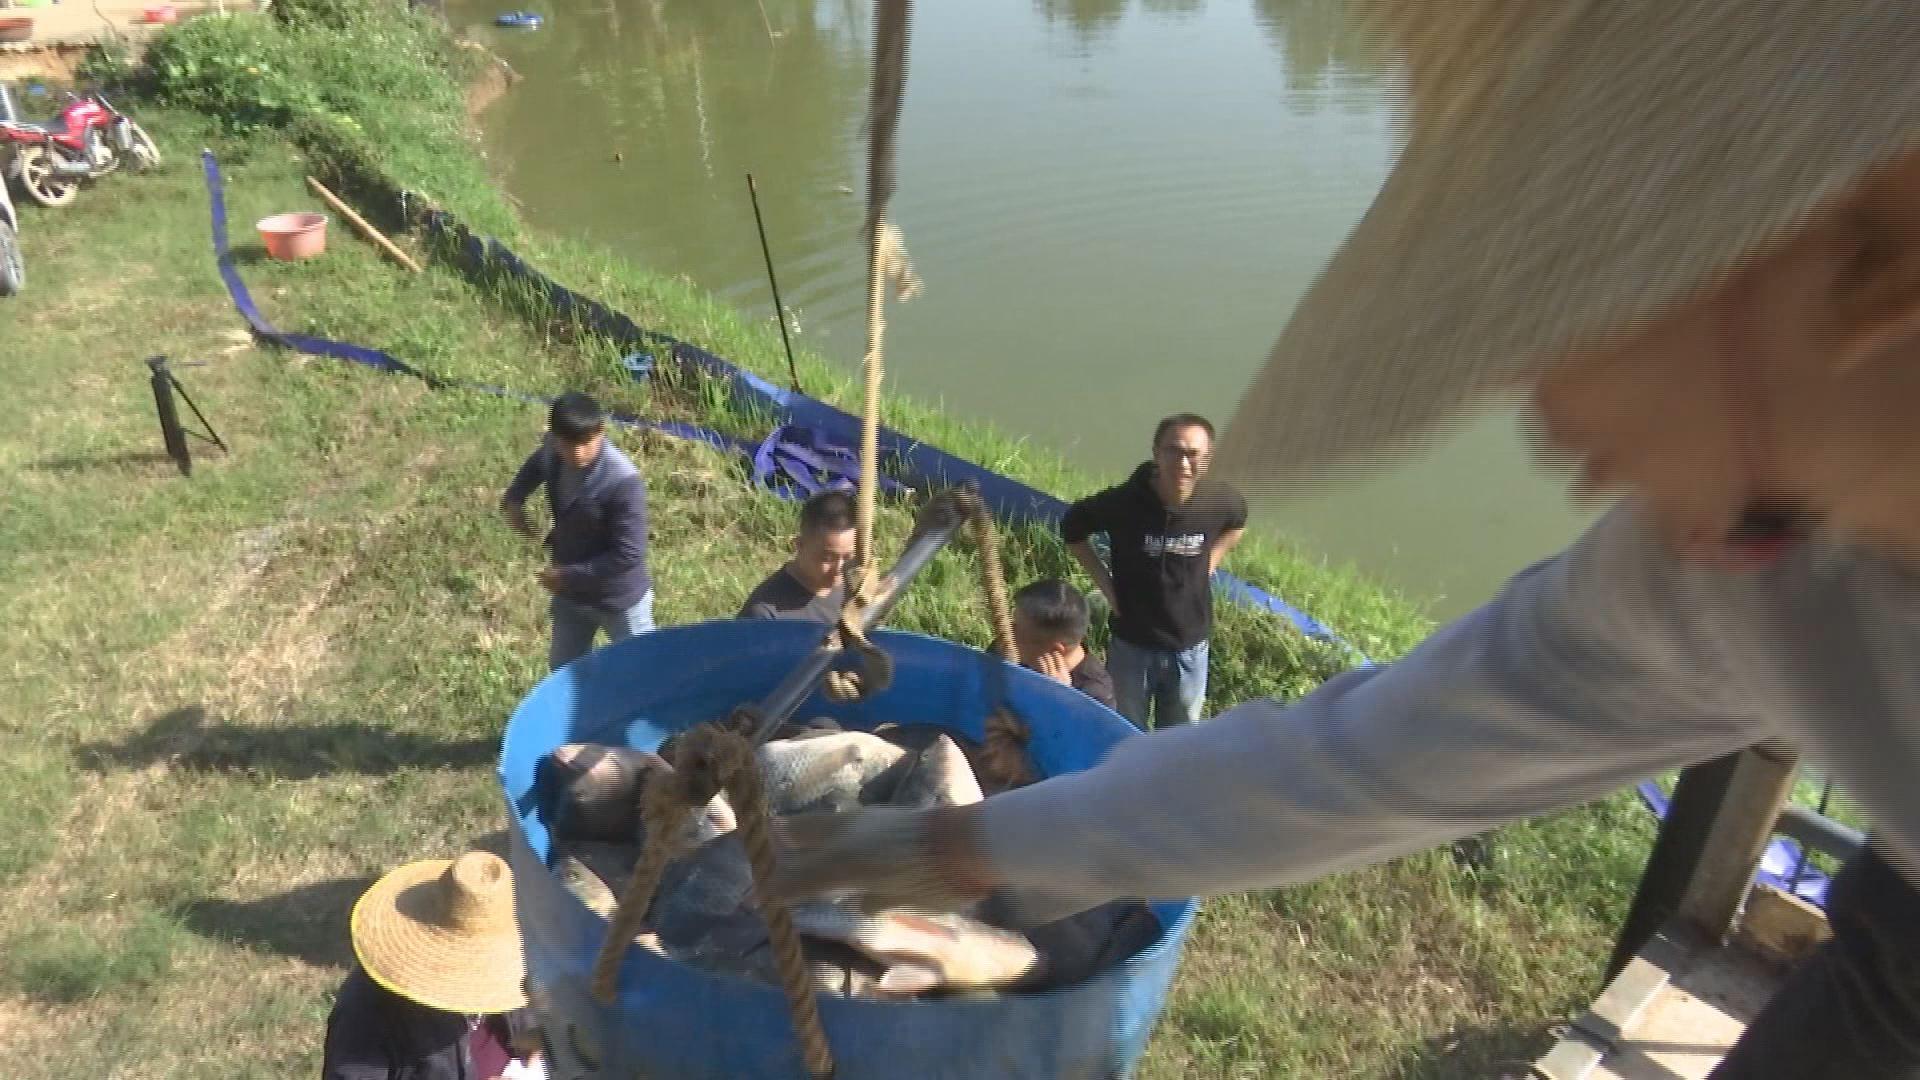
[1032,651,1072,686]
[770,804,996,913]
[537,567,564,594]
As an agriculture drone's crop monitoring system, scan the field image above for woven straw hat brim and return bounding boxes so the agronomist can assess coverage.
[350,859,528,1016]
[1215,0,1920,493]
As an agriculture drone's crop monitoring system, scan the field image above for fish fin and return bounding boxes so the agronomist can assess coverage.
[875,963,944,996]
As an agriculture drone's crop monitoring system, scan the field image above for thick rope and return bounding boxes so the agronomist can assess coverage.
[590,766,696,1002]
[710,733,836,1079]
[856,235,885,582]
[588,724,836,1078]
[953,487,1037,789]
[854,0,912,583]
[955,488,1018,664]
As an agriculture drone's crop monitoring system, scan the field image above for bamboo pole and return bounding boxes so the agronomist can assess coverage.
[305,176,423,274]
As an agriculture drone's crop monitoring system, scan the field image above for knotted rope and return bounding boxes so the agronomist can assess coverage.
[590,720,835,1078]
[821,596,895,703]
[951,486,1038,789]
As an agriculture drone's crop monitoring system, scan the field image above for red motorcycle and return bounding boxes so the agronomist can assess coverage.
[0,86,161,209]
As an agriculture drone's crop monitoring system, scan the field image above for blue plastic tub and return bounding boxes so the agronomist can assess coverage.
[499,619,1198,1080]
[494,10,541,27]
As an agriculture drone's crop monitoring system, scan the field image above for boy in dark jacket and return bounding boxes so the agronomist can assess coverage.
[1060,413,1246,729]
[1010,579,1117,710]
[501,392,655,671]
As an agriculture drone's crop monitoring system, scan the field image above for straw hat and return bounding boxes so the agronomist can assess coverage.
[1215,0,1920,491]
[350,850,528,1016]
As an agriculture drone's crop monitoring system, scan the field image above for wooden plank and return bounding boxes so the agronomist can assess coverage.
[1539,924,1783,1080]
[306,176,424,274]
[1734,882,1832,969]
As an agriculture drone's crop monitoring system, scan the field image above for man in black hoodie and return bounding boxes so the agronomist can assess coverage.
[1060,413,1246,729]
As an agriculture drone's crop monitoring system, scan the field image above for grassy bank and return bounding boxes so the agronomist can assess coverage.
[0,6,1683,1077]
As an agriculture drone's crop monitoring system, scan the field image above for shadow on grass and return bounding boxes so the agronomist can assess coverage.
[228,242,275,267]
[27,449,176,474]
[76,704,497,780]
[179,875,376,968]
[1393,1020,1557,1079]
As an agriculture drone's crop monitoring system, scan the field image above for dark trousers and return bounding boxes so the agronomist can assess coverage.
[1709,839,1920,1079]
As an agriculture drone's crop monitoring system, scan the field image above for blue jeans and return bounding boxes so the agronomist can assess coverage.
[549,591,655,671]
[1107,636,1209,730]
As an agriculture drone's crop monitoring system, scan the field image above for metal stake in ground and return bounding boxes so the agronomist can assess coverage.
[147,355,229,477]
[746,172,804,394]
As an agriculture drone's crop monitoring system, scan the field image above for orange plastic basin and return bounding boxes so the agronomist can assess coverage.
[256,213,328,261]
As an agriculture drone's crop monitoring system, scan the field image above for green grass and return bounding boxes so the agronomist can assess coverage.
[4,913,189,1005]
[0,11,1821,1074]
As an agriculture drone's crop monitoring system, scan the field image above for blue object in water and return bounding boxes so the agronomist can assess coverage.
[494,10,541,27]
[500,619,1199,1080]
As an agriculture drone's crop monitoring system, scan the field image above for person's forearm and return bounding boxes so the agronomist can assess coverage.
[501,501,537,539]
[1068,541,1119,609]
[970,509,1762,908]
[1209,528,1246,574]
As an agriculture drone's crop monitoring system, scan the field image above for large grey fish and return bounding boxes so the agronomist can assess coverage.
[544,743,672,841]
[756,731,907,814]
[663,907,782,986]
[552,839,643,912]
[889,733,984,810]
[552,841,631,918]
[787,901,1042,997]
[545,741,740,849]
[663,791,738,850]
[874,722,985,769]
[649,832,758,948]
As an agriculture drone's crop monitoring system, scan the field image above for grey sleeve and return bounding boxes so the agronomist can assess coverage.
[978,504,1765,908]
[503,446,548,507]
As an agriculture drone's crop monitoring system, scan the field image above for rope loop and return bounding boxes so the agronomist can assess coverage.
[588,721,837,1078]
[821,599,896,703]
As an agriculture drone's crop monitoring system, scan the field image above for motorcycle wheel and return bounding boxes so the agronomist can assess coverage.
[16,146,81,209]
[125,123,162,172]
[0,221,22,297]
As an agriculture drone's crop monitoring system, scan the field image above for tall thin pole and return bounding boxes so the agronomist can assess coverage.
[746,172,803,394]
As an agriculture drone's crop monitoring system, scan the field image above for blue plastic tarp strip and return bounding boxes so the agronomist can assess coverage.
[202,152,757,459]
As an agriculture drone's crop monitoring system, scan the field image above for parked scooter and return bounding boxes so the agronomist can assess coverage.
[0,165,23,296]
[0,83,161,208]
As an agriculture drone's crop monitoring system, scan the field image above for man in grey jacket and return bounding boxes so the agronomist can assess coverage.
[769,2,1920,1075]
[502,392,655,670]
